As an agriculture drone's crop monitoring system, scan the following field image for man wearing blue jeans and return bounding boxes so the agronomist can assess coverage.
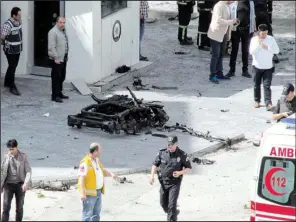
[140,1,149,61]
[210,37,230,83]
[78,143,118,221]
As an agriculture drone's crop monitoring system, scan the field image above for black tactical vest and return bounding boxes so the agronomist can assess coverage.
[4,19,23,54]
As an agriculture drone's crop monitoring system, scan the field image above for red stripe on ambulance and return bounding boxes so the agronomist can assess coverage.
[256,213,295,221]
[255,202,296,217]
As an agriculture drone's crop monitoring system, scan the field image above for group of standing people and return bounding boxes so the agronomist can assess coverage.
[1,7,69,103]
[177,0,280,111]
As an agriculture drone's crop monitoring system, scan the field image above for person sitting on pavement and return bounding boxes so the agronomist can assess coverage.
[272,83,296,122]
[207,1,239,84]
[249,23,280,111]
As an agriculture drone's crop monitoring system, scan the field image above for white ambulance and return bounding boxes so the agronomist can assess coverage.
[250,115,296,221]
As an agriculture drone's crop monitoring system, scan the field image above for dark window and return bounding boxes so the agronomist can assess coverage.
[101,0,128,18]
[257,157,296,207]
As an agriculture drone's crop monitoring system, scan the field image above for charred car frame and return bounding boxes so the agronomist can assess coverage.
[67,87,169,134]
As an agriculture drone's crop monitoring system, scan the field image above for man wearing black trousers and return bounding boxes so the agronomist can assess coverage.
[48,17,69,103]
[249,24,279,111]
[196,1,215,51]
[226,0,256,78]
[1,7,22,96]
[177,0,195,45]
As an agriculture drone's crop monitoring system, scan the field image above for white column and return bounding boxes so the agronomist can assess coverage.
[65,1,102,84]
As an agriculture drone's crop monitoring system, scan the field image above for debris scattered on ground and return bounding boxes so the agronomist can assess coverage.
[266,120,271,124]
[151,133,168,138]
[151,85,178,90]
[32,181,70,191]
[192,157,216,165]
[220,109,229,113]
[282,47,293,51]
[132,77,178,90]
[43,113,50,117]
[288,41,295,45]
[163,122,232,145]
[16,104,40,108]
[116,65,131,73]
[67,87,169,135]
[118,177,133,184]
[132,77,149,90]
[35,156,49,161]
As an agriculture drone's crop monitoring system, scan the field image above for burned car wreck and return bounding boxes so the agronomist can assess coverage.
[67,87,169,134]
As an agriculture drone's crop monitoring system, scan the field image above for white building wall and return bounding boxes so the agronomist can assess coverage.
[1,1,140,84]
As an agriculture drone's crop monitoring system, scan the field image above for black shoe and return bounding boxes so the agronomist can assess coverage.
[209,75,219,84]
[186,36,192,41]
[10,87,21,96]
[4,83,10,88]
[60,94,69,99]
[242,71,252,78]
[52,97,63,103]
[140,55,149,61]
[198,46,210,51]
[216,72,230,80]
[273,55,279,64]
[176,209,180,215]
[180,39,193,45]
[225,71,235,78]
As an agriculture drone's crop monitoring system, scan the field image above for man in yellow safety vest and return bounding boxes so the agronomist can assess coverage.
[78,142,118,221]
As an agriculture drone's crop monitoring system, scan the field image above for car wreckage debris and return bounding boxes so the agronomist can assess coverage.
[67,87,169,135]
[132,77,178,91]
[162,122,232,146]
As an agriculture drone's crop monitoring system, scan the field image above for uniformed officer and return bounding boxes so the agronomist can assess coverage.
[196,0,215,51]
[272,83,296,122]
[149,136,192,221]
[1,7,23,96]
[177,0,195,45]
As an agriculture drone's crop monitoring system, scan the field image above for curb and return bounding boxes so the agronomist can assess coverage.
[31,134,245,189]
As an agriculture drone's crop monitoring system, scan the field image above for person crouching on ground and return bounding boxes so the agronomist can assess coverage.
[78,142,118,221]
[249,23,279,111]
[272,83,296,122]
[207,1,239,84]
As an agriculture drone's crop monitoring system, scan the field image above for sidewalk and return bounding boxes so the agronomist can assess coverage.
[3,140,255,221]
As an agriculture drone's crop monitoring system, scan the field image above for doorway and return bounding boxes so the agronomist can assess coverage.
[32,1,64,76]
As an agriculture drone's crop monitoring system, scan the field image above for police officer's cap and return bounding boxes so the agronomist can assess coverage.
[282,83,295,96]
[168,135,178,145]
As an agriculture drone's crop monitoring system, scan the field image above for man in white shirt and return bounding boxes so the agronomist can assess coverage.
[249,23,279,110]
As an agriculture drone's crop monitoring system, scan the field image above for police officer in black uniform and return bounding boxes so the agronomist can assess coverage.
[177,0,195,45]
[196,0,215,51]
[149,136,192,221]
[254,0,279,63]
[272,83,296,122]
[1,7,22,96]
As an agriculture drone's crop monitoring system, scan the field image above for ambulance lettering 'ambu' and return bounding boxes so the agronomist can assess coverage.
[269,147,295,158]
